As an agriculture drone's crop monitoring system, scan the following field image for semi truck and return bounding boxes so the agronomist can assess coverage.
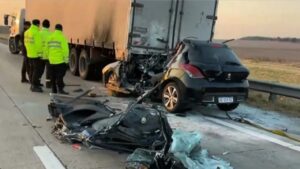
[5,0,218,80]
[3,9,25,54]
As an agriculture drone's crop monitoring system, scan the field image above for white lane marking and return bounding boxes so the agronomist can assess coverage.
[207,117,300,152]
[33,145,66,169]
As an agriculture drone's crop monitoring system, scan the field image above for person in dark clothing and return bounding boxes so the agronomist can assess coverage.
[21,21,31,83]
[46,24,69,94]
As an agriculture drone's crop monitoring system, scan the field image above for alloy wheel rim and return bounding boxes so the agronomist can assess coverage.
[163,86,178,110]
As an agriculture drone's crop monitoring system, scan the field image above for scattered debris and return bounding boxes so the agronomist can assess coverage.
[48,88,234,169]
[176,113,187,117]
[222,152,229,156]
[46,116,53,121]
[126,130,234,169]
[48,93,172,153]
[32,125,42,129]
[65,84,81,87]
[72,144,82,150]
[87,92,97,97]
[73,88,84,93]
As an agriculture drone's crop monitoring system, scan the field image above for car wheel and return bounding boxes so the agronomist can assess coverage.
[217,103,239,111]
[69,48,79,75]
[162,82,185,113]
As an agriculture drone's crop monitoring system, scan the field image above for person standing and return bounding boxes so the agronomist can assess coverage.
[39,19,52,88]
[20,21,31,83]
[25,19,43,92]
[46,24,69,94]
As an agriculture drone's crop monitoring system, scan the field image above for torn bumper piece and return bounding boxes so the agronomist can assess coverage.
[48,94,172,153]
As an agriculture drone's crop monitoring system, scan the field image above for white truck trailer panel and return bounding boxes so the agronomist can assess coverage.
[131,0,217,53]
[26,0,132,59]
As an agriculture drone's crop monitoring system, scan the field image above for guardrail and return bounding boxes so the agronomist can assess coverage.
[249,79,300,102]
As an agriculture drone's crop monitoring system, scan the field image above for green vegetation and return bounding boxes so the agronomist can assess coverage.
[241,59,300,115]
[242,59,300,87]
[247,90,300,117]
[240,36,300,43]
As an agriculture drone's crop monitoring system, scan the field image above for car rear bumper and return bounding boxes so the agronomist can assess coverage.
[179,75,249,104]
[187,90,248,104]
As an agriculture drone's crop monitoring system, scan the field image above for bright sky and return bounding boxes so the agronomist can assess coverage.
[0,0,299,39]
[215,0,300,39]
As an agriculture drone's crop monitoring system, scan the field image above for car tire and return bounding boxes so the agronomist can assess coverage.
[217,103,239,111]
[162,82,186,113]
[69,48,79,75]
[79,49,91,80]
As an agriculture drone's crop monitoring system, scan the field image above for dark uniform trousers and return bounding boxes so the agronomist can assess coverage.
[21,55,30,81]
[50,63,67,93]
[38,59,52,87]
[28,58,43,87]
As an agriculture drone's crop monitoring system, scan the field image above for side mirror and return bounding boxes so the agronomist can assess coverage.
[4,15,9,25]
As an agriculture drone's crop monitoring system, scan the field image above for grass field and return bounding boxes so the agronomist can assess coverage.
[229,40,300,115]
[242,59,300,87]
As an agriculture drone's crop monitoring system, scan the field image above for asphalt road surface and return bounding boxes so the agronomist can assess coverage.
[0,43,300,169]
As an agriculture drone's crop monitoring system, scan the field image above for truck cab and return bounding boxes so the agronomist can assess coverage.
[3,8,25,54]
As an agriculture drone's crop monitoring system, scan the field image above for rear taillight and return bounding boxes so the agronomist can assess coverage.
[180,64,205,79]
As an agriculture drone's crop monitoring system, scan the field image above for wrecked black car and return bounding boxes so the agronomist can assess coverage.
[48,92,172,152]
[103,39,249,113]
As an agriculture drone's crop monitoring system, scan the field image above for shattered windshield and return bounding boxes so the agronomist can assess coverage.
[131,0,171,50]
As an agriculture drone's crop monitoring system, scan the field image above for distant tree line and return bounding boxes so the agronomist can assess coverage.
[240,36,300,43]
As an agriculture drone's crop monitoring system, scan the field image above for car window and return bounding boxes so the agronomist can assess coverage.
[188,46,241,65]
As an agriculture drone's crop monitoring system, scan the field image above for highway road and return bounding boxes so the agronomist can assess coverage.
[0,42,300,169]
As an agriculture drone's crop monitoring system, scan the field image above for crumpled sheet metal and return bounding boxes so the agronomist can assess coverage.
[170,130,233,169]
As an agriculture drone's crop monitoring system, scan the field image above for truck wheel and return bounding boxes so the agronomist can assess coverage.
[9,37,20,54]
[79,49,91,80]
[217,103,239,111]
[69,48,79,75]
[162,82,186,113]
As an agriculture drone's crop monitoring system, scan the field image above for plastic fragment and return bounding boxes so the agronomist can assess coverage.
[72,144,81,150]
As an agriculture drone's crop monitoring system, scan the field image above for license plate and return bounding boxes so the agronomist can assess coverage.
[218,97,234,103]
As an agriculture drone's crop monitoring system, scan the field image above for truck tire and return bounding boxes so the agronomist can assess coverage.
[79,49,91,80]
[9,37,20,54]
[69,48,79,75]
[217,103,239,111]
